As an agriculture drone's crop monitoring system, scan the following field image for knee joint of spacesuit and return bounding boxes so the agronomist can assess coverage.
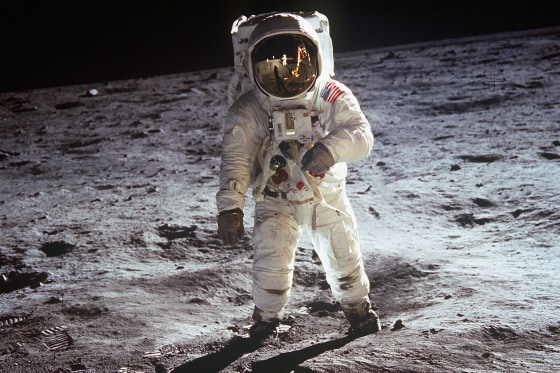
[337,271,362,290]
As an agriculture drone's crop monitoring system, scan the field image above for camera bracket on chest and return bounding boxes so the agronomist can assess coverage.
[270,108,320,144]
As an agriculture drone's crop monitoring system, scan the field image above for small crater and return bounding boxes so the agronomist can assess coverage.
[483,324,517,341]
[391,319,405,331]
[64,304,109,318]
[54,101,83,110]
[455,213,492,227]
[1,271,49,293]
[40,241,75,257]
[157,224,198,240]
[457,154,503,163]
[472,197,495,208]
[539,152,560,160]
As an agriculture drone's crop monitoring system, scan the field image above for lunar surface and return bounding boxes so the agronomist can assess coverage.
[1,26,559,372]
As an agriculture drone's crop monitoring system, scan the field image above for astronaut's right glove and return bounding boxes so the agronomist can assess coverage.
[217,208,244,245]
[301,142,335,174]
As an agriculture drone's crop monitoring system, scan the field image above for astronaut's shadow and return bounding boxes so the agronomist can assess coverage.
[249,334,359,373]
[170,333,360,373]
[170,335,258,372]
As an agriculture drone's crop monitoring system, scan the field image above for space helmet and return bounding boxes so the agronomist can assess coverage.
[248,13,322,100]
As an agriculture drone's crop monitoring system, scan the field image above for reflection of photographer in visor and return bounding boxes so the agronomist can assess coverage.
[253,35,317,98]
[217,12,380,342]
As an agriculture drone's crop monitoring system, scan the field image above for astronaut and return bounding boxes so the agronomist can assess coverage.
[216,12,380,340]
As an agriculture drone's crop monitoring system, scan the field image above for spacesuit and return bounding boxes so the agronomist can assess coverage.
[216,12,380,337]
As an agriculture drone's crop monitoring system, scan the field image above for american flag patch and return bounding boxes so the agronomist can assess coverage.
[320,81,344,103]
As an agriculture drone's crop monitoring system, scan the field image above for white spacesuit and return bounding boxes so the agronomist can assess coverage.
[216,12,380,339]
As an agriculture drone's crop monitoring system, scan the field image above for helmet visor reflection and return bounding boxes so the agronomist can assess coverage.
[252,35,318,98]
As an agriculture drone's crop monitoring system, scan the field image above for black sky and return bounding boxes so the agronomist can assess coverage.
[2,0,559,92]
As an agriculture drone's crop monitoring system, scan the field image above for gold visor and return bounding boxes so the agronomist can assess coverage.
[252,35,318,98]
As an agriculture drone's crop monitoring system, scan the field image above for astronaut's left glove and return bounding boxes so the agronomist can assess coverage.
[301,142,335,174]
[217,208,244,245]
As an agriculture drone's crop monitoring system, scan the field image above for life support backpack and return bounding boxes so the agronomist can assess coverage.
[227,11,335,107]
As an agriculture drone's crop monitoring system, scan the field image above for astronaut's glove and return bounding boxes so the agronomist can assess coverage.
[217,208,244,245]
[301,142,335,174]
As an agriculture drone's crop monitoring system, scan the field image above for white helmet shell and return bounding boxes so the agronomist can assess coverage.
[228,11,334,105]
[248,13,324,101]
